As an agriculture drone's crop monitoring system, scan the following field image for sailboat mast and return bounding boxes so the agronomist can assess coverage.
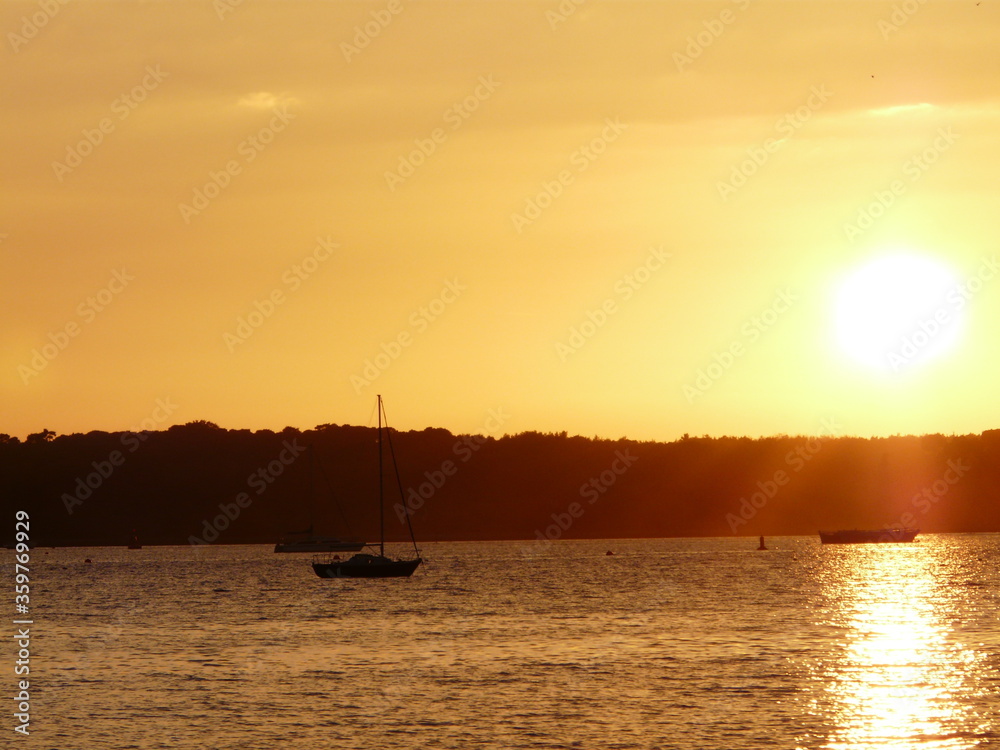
[377,394,385,558]
[307,445,315,535]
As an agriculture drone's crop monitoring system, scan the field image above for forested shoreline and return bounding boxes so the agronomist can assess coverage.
[3,422,999,546]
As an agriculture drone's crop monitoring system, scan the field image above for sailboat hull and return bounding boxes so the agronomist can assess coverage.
[312,557,422,578]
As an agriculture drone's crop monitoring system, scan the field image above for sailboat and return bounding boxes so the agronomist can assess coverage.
[274,445,366,553]
[311,395,422,579]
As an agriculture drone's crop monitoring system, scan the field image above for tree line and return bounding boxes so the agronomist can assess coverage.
[2,423,998,546]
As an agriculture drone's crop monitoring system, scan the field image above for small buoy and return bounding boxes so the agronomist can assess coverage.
[84,558,92,563]
[757,535,767,551]
[606,550,614,556]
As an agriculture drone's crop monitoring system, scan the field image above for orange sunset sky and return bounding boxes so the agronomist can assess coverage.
[3,0,999,442]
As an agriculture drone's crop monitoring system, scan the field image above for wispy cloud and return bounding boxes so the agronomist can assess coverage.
[868,102,936,117]
[238,91,297,109]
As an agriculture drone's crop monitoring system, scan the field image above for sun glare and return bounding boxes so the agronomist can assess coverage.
[833,253,964,375]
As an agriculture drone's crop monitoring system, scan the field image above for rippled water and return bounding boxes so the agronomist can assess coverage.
[26,535,1000,749]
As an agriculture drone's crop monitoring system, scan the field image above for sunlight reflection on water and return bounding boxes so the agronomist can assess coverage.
[806,543,996,750]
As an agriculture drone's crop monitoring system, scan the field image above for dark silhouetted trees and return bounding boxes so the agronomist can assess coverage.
[2,424,998,546]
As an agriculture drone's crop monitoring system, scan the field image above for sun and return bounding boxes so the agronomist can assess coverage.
[833,253,964,374]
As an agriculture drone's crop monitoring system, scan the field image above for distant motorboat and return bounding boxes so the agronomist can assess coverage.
[819,528,918,544]
[275,446,366,554]
[274,532,365,554]
[312,395,422,579]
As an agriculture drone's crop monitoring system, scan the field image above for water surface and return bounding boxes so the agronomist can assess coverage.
[28,535,1000,748]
